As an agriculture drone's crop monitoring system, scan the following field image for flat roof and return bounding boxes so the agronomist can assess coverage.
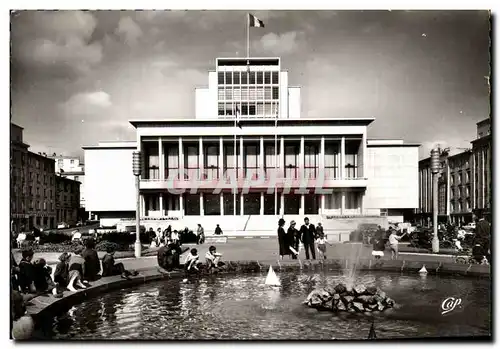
[82,141,136,150]
[217,57,280,66]
[129,118,376,128]
[367,139,420,147]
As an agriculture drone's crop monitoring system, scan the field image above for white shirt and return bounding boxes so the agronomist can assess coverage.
[171,232,179,241]
[388,233,401,245]
[184,254,199,269]
[317,237,327,245]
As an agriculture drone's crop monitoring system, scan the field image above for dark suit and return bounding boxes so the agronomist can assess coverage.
[474,219,491,262]
[300,224,316,260]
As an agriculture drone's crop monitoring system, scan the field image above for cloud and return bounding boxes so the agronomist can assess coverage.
[61,91,112,115]
[253,31,302,55]
[12,11,102,75]
[116,16,143,46]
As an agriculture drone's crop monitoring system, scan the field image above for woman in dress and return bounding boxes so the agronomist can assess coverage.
[287,220,300,259]
[277,218,288,260]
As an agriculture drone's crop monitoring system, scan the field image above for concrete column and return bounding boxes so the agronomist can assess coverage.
[300,194,305,215]
[239,137,244,179]
[321,194,325,214]
[219,137,224,180]
[280,137,285,174]
[200,192,204,216]
[280,193,285,216]
[360,191,364,215]
[362,133,367,179]
[158,137,163,180]
[341,191,346,215]
[260,192,264,215]
[240,192,244,215]
[259,136,264,176]
[340,137,345,180]
[220,192,224,215]
[159,193,164,216]
[299,136,305,179]
[178,137,184,180]
[140,195,145,217]
[179,194,184,216]
[199,137,204,180]
[320,136,325,181]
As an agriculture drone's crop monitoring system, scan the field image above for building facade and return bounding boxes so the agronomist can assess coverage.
[448,150,473,224]
[471,118,491,220]
[417,149,450,226]
[417,118,491,225]
[49,155,86,209]
[84,57,420,238]
[55,176,81,226]
[11,123,31,233]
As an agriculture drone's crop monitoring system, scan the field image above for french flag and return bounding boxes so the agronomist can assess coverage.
[248,14,265,28]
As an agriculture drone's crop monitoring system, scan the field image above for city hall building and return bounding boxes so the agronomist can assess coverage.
[84,57,420,239]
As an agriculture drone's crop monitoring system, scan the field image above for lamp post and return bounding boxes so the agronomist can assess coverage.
[132,151,142,258]
[430,148,440,253]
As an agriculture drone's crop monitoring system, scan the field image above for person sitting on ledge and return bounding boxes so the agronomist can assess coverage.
[184,248,201,274]
[69,247,91,288]
[32,258,58,296]
[170,230,180,245]
[55,252,88,293]
[102,246,138,279]
[18,248,36,294]
[82,238,101,281]
[205,246,224,272]
[157,241,188,272]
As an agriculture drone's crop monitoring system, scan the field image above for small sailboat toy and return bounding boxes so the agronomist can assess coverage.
[265,266,281,287]
[367,320,377,340]
[419,265,428,274]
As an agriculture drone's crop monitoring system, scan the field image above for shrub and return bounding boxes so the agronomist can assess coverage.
[100,231,152,245]
[95,241,125,252]
[40,231,72,244]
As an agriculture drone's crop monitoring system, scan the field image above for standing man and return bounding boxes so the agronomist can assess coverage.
[197,224,205,245]
[300,217,316,260]
[474,214,491,264]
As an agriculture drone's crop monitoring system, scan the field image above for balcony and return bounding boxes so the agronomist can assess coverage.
[140,167,368,190]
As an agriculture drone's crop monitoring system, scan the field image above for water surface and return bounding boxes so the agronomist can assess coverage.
[42,270,491,340]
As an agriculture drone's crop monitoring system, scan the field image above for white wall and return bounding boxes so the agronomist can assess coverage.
[280,71,288,118]
[288,87,301,119]
[364,146,419,209]
[85,148,136,212]
[195,88,211,119]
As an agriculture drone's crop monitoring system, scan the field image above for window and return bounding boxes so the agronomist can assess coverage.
[264,144,278,179]
[264,87,272,99]
[225,72,232,84]
[249,71,256,84]
[244,144,259,178]
[304,143,318,179]
[272,72,279,84]
[218,103,224,116]
[272,87,279,99]
[184,145,199,180]
[224,144,238,179]
[218,72,224,84]
[284,145,298,179]
[325,142,340,179]
[256,71,263,84]
[264,72,271,84]
[70,159,74,165]
[233,71,240,84]
[241,71,248,84]
[249,103,256,115]
[204,145,219,180]
[218,87,224,100]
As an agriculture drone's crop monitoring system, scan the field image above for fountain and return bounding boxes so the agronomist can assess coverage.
[303,240,396,313]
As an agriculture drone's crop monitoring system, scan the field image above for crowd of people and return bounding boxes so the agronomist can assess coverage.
[148,223,225,248]
[11,238,138,338]
[277,217,327,260]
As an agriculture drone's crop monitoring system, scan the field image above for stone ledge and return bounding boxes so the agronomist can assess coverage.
[25,258,490,329]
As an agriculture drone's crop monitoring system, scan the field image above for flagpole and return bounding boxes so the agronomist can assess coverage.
[234,113,237,220]
[274,114,278,217]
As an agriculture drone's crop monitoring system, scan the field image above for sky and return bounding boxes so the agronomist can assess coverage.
[10,10,491,160]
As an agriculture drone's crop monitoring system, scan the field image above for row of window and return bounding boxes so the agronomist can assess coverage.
[218,86,280,101]
[218,102,279,116]
[218,71,279,85]
[144,192,360,216]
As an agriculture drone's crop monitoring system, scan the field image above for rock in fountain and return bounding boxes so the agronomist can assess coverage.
[303,283,396,313]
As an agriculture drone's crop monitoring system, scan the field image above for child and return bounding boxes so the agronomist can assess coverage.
[102,246,138,279]
[184,248,200,273]
[53,252,70,294]
[205,246,224,271]
[371,235,386,260]
[316,233,332,259]
[388,228,406,260]
[18,249,36,294]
